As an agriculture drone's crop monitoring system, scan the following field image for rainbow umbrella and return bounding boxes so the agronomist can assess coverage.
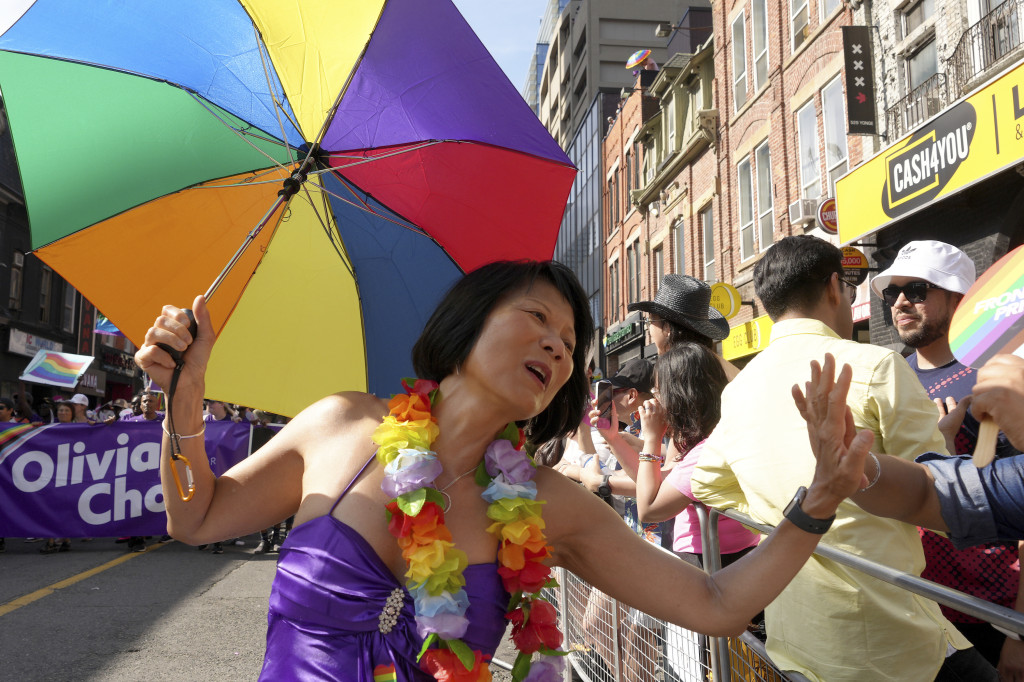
[0,0,575,417]
[625,49,652,69]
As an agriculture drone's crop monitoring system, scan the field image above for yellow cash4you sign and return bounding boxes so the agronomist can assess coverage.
[837,61,1024,244]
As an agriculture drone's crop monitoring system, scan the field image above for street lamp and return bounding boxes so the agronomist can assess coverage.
[655,22,714,37]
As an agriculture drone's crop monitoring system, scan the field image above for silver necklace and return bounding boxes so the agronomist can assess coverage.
[436,464,479,512]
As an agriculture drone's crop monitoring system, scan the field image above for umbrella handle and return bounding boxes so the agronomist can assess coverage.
[169,452,196,502]
[156,309,198,367]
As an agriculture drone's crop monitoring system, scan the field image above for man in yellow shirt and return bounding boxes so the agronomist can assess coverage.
[691,235,990,681]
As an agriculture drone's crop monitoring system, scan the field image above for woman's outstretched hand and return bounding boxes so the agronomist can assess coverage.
[791,354,875,512]
[134,294,215,398]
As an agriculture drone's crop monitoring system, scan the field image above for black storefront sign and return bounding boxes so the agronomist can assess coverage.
[842,26,877,135]
[101,349,137,378]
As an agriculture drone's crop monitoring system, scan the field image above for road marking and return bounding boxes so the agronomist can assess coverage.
[0,541,169,617]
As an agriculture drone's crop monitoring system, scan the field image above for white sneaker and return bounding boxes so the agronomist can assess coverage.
[233,539,245,546]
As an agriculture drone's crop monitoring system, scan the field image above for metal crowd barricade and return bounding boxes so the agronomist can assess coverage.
[531,502,1024,682]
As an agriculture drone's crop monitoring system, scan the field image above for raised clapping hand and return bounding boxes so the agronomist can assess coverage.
[791,353,875,505]
[972,354,1024,452]
[134,295,215,400]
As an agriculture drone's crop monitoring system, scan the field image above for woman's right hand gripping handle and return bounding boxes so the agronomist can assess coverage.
[134,295,216,534]
[134,295,213,401]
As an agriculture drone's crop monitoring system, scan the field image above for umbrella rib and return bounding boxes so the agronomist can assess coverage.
[186,91,294,172]
[320,140,444,170]
[252,21,301,166]
[317,169,431,240]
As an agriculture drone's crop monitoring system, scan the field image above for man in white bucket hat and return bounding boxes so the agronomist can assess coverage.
[873,240,1022,669]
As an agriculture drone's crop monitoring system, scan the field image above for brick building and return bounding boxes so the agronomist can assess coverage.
[712,0,877,354]
[836,0,1024,350]
[600,0,874,369]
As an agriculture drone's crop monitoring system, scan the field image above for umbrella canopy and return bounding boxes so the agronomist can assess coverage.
[0,0,575,417]
[625,49,652,69]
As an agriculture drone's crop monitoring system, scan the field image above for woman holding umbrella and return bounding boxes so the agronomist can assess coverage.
[137,261,864,681]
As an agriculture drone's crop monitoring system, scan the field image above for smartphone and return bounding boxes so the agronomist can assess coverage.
[595,379,613,429]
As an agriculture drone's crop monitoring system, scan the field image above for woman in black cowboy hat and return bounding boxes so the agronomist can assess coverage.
[628,274,738,379]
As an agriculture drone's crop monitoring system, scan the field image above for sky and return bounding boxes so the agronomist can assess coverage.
[452,0,550,91]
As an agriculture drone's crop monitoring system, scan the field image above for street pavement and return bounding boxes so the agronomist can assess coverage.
[1,534,517,681]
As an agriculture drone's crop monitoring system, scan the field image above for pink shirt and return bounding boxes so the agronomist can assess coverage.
[665,440,760,555]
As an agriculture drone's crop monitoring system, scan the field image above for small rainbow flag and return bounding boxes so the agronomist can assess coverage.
[0,422,37,450]
[372,664,397,682]
[94,315,124,337]
[19,349,94,389]
[950,244,1024,367]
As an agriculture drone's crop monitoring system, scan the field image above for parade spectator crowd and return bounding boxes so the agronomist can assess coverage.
[546,237,1024,681]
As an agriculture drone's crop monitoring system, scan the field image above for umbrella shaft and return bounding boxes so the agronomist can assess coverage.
[205,193,288,303]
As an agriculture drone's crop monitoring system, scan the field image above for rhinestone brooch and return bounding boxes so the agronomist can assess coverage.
[378,587,405,634]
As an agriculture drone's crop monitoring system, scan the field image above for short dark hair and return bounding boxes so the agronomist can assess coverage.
[754,235,843,320]
[413,260,594,446]
[654,343,728,452]
[0,397,13,410]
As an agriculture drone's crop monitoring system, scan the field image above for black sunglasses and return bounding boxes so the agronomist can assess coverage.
[881,281,941,306]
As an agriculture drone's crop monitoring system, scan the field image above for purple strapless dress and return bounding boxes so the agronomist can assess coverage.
[258,511,509,680]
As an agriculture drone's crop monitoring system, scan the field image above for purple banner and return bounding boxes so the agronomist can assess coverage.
[0,421,278,537]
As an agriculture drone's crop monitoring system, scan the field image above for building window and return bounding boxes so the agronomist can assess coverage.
[687,79,704,137]
[752,0,769,89]
[9,250,24,311]
[738,158,755,260]
[611,170,619,228]
[39,265,52,324]
[624,149,632,196]
[732,13,748,111]
[675,219,686,275]
[903,0,934,35]
[792,0,810,51]
[701,206,716,283]
[822,0,842,17]
[906,38,937,91]
[822,77,849,195]
[756,142,774,251]
[667,95,677,150]
[653,246,664,295]
[797,100,821,199]
[632,139,642,190]
[609,260,620,322]
[626,241,640,305]
[62,283,76,334]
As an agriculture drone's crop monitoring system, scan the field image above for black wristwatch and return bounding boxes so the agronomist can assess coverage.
[597,474,612,499]
[783,486,835,534]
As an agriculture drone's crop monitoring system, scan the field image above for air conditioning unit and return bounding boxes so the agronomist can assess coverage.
[788,199,818,226]
[13,251,24,267]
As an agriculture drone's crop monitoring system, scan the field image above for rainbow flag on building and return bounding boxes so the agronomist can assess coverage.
[19,349,94,389]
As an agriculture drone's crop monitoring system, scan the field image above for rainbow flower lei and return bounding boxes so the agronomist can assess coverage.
[371,378,566,682]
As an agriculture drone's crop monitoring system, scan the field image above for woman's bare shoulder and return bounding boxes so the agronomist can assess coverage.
[287,391,389,433]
